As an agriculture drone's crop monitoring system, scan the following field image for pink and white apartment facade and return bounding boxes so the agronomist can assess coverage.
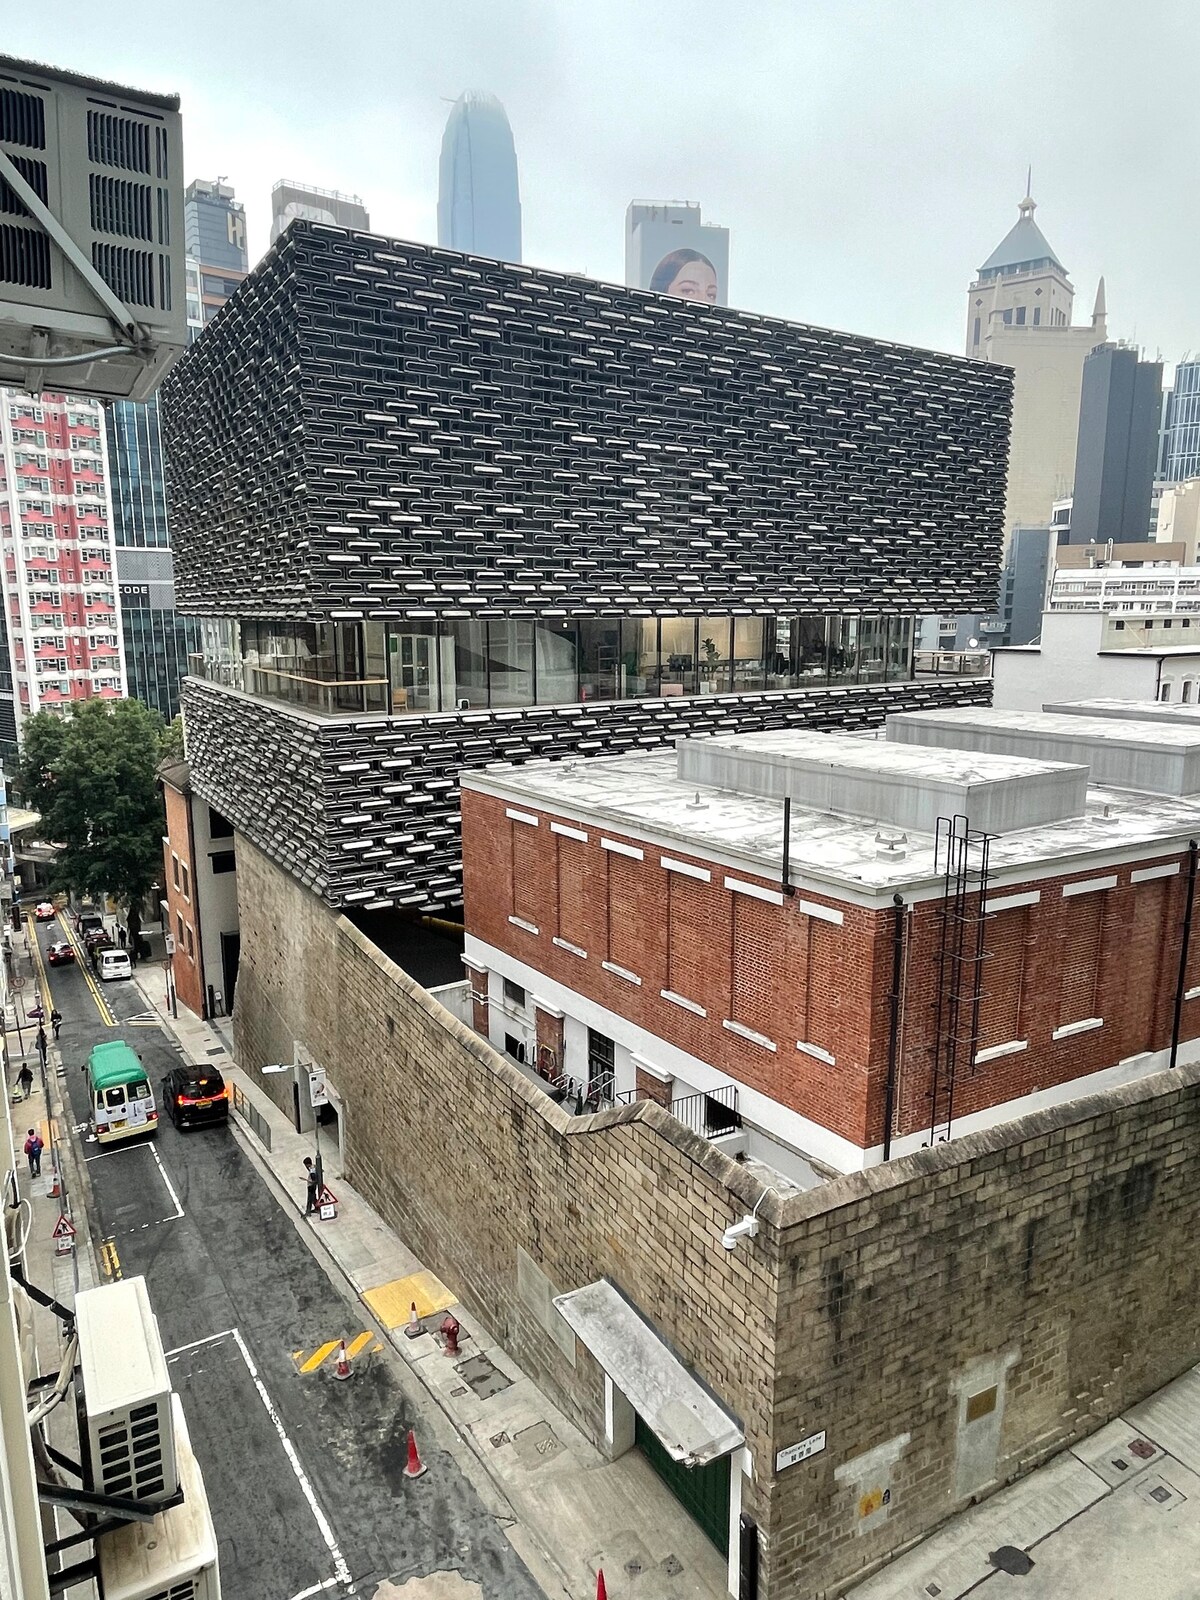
[0,390,127,734]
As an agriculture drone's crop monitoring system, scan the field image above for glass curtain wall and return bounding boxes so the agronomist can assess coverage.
[190,613,920,714]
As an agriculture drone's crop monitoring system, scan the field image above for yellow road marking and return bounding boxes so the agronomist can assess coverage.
[293,1332,382,1373]
[363,1269,456,1329]
[298,1340,341,1374]
[52,912,116,1027]
[25,914,54,1018]
[100,1239,122,1280]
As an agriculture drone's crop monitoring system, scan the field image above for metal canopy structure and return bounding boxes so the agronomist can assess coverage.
[554,1280,743,1467]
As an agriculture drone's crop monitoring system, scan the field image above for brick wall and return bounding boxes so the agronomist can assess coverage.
[234,835,1200,1597]
[466,785,1200,1157]
[162,780,204,1018]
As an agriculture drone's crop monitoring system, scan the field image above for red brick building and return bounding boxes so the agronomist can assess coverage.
[160,760,241,1021]
[461,711,1200,1179]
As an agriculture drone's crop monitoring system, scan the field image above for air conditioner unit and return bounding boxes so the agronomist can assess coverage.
[76,1275,177,1502]
[100,1393,221,1600]
[0,54,186,401]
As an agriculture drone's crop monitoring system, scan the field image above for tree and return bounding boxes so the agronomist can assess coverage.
[18,699,168,963]
[160,714,185,765]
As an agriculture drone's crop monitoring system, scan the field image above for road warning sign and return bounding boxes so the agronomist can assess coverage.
[316,1184,338,1222]
[52,1213,76,1255]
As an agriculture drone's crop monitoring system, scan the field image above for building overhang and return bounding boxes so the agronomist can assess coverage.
[554,1280,743,1467]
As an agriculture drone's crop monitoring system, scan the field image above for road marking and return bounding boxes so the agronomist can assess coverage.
[151,1144,184,1220]
[52,912,116,1027]
[292,1331,382,1374]
[100,1239,122,1280]
[168,1328,350,1588]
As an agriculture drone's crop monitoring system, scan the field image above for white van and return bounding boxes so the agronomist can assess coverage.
[98,949,133,982]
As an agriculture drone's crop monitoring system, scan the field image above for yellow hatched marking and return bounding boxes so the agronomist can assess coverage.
[298,1340,340,1374]
[363,1269,456,1329]
[346,1331,379,1360]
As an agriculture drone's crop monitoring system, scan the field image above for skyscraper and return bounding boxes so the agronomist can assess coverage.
[1068,344,1163,546]
[105,181,250,724]
[1160,359,1200,484]
[967,190,1107,545]
[270,181,369,245]
[437,92,522,263]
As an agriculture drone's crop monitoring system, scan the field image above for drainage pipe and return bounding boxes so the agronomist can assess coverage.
[882,893,905,1161]
[1169,839,1198,1070]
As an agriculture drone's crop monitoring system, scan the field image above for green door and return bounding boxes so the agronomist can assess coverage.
[634,1412,731,1555]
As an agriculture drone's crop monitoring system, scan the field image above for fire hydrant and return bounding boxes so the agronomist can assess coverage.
[440,1314,461,1357]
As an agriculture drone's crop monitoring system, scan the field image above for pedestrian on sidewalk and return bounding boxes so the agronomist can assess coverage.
[24,1129,42,1178]
[117,925,127,949]
[16,1063,32,1099]
[50,1008,61,1040]
[36,1026,47,1065]
[303,1156,319,1218]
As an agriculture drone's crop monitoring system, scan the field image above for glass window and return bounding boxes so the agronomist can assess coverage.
[885,617,914,680]
[534,621,578,705]
[578,619,622,702]
[856,616,887,682]
[488,620,533,708]
[697,618,731,693]
[448,620,487,708]
[659,618,698,696]
[732,617,766,691]
[828,616,860,684]
[389,623,441,713]
[793,616,830,683]
[625,619,659,698]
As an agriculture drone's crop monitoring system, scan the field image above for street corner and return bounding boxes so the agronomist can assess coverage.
[368,1574,483,1599]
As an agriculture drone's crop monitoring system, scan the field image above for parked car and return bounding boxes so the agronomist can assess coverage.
[161,1065,229,1130]
[97,949,132,982]
[75,912,104,939]
[85,931,111,962]
[46,941,75,967]
[34,902,56,922]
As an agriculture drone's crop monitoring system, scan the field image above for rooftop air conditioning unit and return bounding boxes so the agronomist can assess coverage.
[76,1275,177,1503]
[0,54,186,402]
[99,1393,221,1600]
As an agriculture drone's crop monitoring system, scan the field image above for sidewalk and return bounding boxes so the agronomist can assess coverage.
[130,967,730,1600]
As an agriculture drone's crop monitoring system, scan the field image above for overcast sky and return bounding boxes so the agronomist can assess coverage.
[8,1,1195,363]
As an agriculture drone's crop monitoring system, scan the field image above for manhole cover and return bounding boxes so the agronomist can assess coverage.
[1129,1438,1157,1459]
[1151,1485,1173,1504]
[924,1586,941,1598]
[661,1555,683,1577]
[624,1559,643,1577]
[512,1421,564,1466]
[455,1354,512,1400]
[489,1431,511,1449]
[988,1547,1034,1576]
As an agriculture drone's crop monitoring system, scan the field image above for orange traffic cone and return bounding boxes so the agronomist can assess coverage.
[596,1571,608,1600]
[403,1428,427,1479]
[333,1340,351,1381]
[403,1301,424,1340]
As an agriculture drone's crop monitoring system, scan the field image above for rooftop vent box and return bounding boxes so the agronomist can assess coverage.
[0,55,185,401]
[76,1274,178,1503]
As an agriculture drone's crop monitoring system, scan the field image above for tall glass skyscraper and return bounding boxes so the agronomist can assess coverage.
[107,180,249,722]
[1161,359,1200,483]
[105,398,200,722]
[437,91,522,263]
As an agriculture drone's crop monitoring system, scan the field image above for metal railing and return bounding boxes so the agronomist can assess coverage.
[913,650,991,678]
[188,652,391,716]
[617,1081,741,1138]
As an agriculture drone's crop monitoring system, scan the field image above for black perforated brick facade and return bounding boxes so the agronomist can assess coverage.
[161,224,1010,622]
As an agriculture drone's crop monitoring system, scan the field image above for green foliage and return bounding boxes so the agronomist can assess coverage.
[18,700,168,938]
[160,714,185,765]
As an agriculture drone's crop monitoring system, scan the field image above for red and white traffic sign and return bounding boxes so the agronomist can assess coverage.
[51,1214,75,1241]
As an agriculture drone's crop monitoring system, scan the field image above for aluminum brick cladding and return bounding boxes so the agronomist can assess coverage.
[161,223,1012,621]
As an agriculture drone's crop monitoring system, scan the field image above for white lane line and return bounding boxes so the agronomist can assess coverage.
[227,1328,351,1589]
[152,1144,185,1220]
[166,1328,236,1359]
[288,1581,343,1600]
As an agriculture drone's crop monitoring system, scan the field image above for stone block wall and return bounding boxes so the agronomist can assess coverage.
[233,834,1200,1598]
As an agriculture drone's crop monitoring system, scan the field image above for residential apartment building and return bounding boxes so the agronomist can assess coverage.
[462,712,1200,1179]
[0,391,125,738]
[161,223,1008,928]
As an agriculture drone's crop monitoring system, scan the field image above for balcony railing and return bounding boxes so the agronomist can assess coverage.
[188,652,390,716]
[913,650,991,678]
[616,1081,741,1138]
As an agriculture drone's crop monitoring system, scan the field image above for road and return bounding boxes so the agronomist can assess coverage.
[33,911,543,1600]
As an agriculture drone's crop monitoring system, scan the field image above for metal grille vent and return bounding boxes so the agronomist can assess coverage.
[0,84,46,148]
[0,221,50,288]
[94,1398,167,1499]
[86,106,150,173]
[92,240,155,306]
[141,1581,200,1600]
[89,172,152,239]
[0,154,48,216]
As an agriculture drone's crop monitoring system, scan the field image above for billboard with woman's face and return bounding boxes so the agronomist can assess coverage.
[625,203,730,307]
[649,250,720,305]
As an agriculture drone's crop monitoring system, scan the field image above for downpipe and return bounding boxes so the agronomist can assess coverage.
[1169,839,1198,1070]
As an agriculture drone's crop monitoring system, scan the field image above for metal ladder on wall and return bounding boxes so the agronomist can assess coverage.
[928,814,994,1145]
